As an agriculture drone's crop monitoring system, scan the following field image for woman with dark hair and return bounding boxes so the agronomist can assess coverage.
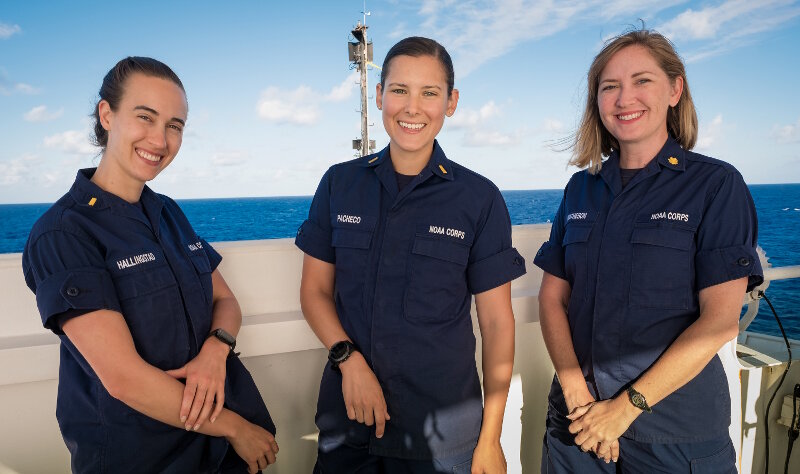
[23,57,277,473]
[297,37,526,473]
[534,29,763,472]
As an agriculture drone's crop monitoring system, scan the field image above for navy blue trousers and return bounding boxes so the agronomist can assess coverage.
[542,421,736,474]
[313,443,473,474]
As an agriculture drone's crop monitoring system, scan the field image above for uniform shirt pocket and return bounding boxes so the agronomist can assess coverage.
[184,239,214,306]
[404,231,470,323]
[109,249,189,369]
[562,221,594,300]
[629,225,695,310]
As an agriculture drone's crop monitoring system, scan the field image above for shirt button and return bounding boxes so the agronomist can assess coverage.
[536,249,543,257]
[514,257,523,265]
[738,257,751,267]
[66,287,80,297]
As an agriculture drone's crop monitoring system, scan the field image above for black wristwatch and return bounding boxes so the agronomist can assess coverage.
[209,328,237,354]
[329,340,358,370]
[626,386,652,413]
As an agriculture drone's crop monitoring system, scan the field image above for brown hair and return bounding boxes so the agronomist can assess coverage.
[570,29,697,173]
[91,57,185,150]
[380,36,455,96]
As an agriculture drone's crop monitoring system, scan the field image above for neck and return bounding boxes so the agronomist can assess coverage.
[389,143,434,175]
[618,130,669,169]
[92,158,145,204]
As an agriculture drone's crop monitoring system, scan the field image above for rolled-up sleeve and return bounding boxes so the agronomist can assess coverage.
[533,191,567,280]
[467,189,526,294]
[295,169,335,263]
[694,170,763,291]
[23,230,121,334]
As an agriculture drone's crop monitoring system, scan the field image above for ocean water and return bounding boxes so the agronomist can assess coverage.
[2,186,798,340]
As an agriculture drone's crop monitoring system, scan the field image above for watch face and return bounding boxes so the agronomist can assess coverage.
[632,393,645,407]
[330,341,349,360]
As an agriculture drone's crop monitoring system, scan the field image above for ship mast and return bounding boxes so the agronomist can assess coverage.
[348,3,376,156]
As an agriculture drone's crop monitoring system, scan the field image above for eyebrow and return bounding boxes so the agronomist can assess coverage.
[387,82,442,90]
[600,70,656,84]
[134,105,186,126]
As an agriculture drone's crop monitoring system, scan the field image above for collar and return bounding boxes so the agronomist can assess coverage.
[599,136,686,194]
[68,168,164,231]
[654,136,687,172]
[359,140,455,181]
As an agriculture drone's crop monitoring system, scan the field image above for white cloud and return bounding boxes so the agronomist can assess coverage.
[0,154,38,186]
[43,130,96,155]
[0,69,38,95]
[0,22,21,39]
[24,105,63,122]
[326,71,360,102]
[448,100,501,129]
[659,0,800,62]
[256,86,320,125]
[417,0,685,76]
[696,114,723,151]
[543,118,565,133]
[773,117,800,143]
[212,151,248,166]
[464,130,519,147]
[257,72,365,125]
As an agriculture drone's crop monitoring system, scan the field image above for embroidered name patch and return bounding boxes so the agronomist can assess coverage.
[337,214,361,224]
[429,225,466,240]
[188,241,204,252]
[567,212,588,221]
[650,211,689,222]
[116,252,156,270]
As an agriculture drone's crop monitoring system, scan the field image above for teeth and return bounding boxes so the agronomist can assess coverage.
[399,121,425,130]
[618,111,644,121]
[137,149,161,162]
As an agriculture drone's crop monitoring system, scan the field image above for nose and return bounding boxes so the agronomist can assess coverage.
[147,125,168,150]
[404,94,420,116]
[615,84,635,108]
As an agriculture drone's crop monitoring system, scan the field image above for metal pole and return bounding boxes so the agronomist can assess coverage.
[359,26,369,157]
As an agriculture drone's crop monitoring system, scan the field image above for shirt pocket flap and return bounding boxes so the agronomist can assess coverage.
[114,263,177,300]
[412,235,470,265]
[562,224,592,246]
[631,226,693,251]
[332,228,373,249]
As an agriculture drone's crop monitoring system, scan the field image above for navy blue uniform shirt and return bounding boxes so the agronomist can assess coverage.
[22,169,275,473]
[295,141,526,459]
[534,137,763,442]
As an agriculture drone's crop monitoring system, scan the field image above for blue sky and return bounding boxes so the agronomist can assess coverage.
[2,0,800,204]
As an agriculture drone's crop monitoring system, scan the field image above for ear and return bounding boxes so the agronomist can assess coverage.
[375,83,383,110]
[98,100,113,131]
[445,88,459,117]
[669,76,684,107]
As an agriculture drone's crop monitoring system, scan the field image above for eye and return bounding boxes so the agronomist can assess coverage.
[168,123,183,133]
[138,114,153,122]
[600,84,617,92]
[422,90,438,97]
[391,88,407,94]
[636,78,651,85]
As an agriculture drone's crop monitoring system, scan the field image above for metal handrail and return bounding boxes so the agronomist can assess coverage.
[740,264,800,333]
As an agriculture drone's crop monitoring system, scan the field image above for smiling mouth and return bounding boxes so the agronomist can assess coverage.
[617,111,644,121]
[398,121,425,131]
[136,148,163,163]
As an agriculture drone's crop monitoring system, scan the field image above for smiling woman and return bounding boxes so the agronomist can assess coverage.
[296,37,526,473]
[534,29,763,473]
[21,57,278,473]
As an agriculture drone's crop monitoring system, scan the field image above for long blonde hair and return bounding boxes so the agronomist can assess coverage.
[570,29,698,173]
